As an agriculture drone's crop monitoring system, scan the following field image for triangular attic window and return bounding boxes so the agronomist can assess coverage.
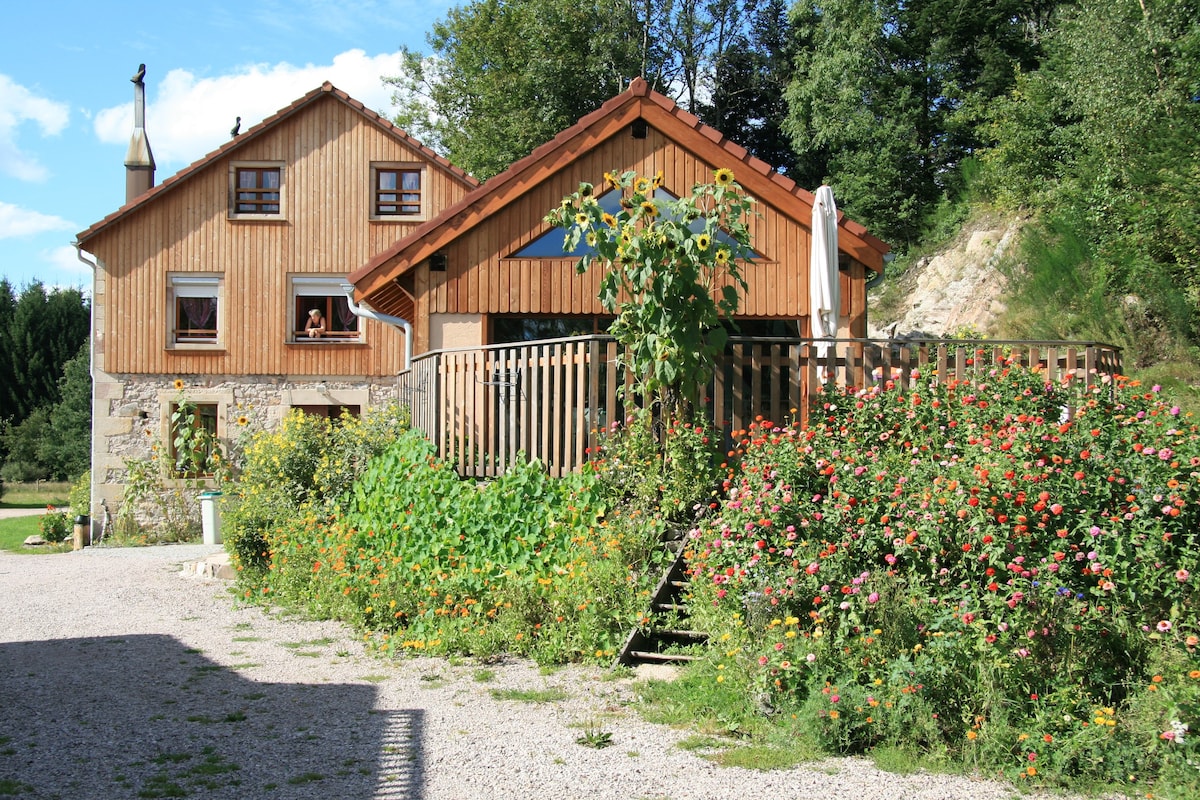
[510,187,763,259]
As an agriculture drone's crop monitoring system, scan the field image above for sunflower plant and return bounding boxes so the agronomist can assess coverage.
[546,168,755,417]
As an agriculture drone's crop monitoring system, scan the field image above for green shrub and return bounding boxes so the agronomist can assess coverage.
[221,403,409,575]
[68,471,90,519]
[38,509,71,543]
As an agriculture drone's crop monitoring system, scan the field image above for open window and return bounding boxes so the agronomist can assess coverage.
[290,276,361,343]
[168,274,222,348]
[229,162,284,219]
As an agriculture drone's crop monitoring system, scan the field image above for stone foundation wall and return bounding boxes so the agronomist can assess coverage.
[89,372,400,528]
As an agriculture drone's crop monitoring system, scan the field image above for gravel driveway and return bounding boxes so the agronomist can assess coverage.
[0,545,1083,799]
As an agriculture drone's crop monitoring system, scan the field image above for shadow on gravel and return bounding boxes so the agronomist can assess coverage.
[0,635,424,799]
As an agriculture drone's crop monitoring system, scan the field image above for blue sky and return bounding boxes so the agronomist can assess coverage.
[1,0,454,292]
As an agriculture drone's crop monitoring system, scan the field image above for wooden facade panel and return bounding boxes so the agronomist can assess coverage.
[430,130,821,324]
[89,95,469,377]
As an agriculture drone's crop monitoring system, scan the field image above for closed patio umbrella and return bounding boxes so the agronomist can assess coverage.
[810,184,839,382]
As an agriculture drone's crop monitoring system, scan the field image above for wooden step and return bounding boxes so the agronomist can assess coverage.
[629,650,701,663]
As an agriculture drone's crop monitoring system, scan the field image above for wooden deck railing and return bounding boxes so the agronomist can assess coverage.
[396,336,1123,478]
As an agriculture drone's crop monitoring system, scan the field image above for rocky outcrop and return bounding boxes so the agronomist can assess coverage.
[869,218,1021,339]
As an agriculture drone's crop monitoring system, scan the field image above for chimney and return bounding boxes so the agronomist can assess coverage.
[124,63,155,203]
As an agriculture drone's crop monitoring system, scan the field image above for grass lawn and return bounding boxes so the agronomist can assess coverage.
[0,481,71,509]
[0,515,72,554]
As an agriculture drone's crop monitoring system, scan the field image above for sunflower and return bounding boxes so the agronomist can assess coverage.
[575,212,589,226]
[715,248,729,266]
[640,200,658,217]
[620,230,633,246]
[714,167,735,186]
[585,232,597,247]
[173,378,185,390]
[601,212,617,228]
[696,233,712,251]
[651,169,664,190]
[604,171,620,190]
[634,177,650,193]
[237,415,250,426]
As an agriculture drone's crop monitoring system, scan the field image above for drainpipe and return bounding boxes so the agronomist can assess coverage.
[341,284,413,372]
[74,241,100,538]
[866,252,896,292]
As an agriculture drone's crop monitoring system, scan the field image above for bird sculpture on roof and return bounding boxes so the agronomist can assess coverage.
[230,117,241,138]
[131,63,146,85]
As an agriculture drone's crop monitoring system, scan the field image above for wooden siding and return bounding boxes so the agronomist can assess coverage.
[86,94,470,377]
[424,126,831,323]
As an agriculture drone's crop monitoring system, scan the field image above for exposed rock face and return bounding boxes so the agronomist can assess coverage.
[869,219,1021,339]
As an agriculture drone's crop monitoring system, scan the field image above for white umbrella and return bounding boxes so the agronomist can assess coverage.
[810,185,839,382]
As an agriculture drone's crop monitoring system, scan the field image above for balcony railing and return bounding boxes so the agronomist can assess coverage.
[396,336,1123,478]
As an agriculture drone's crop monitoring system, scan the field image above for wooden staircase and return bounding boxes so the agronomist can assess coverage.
[616,538,709,667]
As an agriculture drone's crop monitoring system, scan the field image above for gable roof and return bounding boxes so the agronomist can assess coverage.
[76,82,477,245]
[349,77,890,310]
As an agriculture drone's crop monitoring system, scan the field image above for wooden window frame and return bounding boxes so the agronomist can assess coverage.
[289,276,364,344]
[229,161,285,220]
[166,274,223,350]
[370,163,427,222]
[156,389,233,484]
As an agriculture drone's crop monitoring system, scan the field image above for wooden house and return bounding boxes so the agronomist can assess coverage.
[345,77,892,475]
[349,77,890,355]
[76,81,476,513]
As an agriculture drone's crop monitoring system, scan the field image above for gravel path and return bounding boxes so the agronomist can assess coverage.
[1,545,1082,800]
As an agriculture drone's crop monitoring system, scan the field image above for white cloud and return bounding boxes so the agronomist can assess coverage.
[42,244,94,284]
[0,201,76,239]
[93,50,405,168]
[0,75,70,182]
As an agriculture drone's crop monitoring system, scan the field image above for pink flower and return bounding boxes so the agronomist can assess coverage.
[1177,569,1190,582]
[830,695,840,704]
[806,563,820,575]
[1157,620,1172,633]
[868,592,880,604]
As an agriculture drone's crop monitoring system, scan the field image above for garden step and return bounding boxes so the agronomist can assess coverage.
[652,602,689,612]
[629,650,701,663]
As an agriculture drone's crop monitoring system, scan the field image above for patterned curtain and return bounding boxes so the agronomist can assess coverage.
[179,297,217,330]
[334,295,356,331]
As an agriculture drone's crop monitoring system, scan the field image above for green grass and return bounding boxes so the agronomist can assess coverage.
[0,515,72,554]
[0,481,70,508]
[490,687,569,704]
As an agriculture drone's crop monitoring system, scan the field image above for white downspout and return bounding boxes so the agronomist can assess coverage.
[341,284,413,372]
[74,241,100,536]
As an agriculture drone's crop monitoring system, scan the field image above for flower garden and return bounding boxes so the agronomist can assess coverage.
[219,362,1199,796]
[682,364,1199,794]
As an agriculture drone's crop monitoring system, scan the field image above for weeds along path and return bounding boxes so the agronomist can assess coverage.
[0,545,1097,800]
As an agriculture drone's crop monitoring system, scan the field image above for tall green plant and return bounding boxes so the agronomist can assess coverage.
[546,168,753,416]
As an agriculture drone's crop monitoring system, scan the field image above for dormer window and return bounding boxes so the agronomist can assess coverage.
[230,162,284,219]
[371,163,426,221]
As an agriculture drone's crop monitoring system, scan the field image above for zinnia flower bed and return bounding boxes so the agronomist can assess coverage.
[683,364,1199,793]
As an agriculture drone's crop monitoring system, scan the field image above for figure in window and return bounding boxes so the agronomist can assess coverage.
[305,308,326,338]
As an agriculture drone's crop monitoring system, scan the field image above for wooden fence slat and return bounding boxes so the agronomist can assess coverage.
[396,336,1122,478]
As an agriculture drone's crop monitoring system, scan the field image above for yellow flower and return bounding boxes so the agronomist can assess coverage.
[604,171,620,190]
[651,169,664,189]
[237,415,249,426]
[602,212,617,228]
[585,232,597,247]
[173,379,185,390]
[714,167,734,186]
[715,248,729,266]
[634,177,650,193]
[640,200,658,217]
[575,212,589,226]
[696,233,711,251]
